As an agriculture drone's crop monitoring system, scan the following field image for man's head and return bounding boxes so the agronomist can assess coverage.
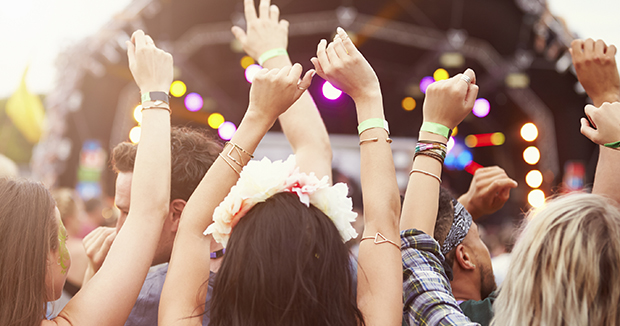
[434,187,496,301]
[112,126,222,265]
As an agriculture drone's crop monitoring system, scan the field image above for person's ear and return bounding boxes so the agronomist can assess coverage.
[455,243,476,270]
[169,199,187,232]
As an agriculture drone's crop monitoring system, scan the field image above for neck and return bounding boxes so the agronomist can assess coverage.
[450,272,482,301]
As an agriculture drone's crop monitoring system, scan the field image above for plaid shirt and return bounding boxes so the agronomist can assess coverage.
[402,229,479,326]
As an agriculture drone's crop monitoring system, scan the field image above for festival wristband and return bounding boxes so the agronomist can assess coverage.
[141,91,169,104]
[604,140,620,149]
[258,48,288,66]
[420,121,451,139]
[357,118,390,135]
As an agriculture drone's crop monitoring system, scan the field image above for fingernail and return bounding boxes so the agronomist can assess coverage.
[337,27,345,33]
[465,68,473,74]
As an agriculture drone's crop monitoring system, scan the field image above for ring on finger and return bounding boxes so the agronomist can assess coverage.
[460,75,472,84]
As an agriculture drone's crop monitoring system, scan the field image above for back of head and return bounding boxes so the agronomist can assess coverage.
[434,187,456,247]
[0,178,57,326]
[112,126,222,201]
[492,193,620,326]
[210,192,363,326]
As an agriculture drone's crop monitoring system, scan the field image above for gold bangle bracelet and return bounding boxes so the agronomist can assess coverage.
[409,169,442,183]
[360,232,400,250]
[218,153,240,175]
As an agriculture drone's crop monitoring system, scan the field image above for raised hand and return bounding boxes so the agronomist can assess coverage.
[457,166,518,220]
[570,39,620,107]
[82,227,117,276]
[126,30,174,93]
[580,102,620,146]
[423,69,479,130]
[232,0,289,62]
[311,27,381,103]
[247,64,314,122]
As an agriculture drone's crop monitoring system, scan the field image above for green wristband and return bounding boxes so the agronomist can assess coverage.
[358,118,390,135]
[604,140,620,149]
[258,48,288,66]
[420,121,451,139]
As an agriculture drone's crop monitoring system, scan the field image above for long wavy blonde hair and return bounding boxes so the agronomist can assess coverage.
[492,193,620,325]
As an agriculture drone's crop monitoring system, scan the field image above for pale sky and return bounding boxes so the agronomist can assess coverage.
[0,0,618,99]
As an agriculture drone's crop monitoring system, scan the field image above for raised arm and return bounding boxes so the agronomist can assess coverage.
[232,0,332,179]
[457,166,518,220]
[311,28,401,326]
[51,30,172,326]
[400,69,478,235]
[399,69,479,326]
[159,64,313,326]
[570,39,620,204]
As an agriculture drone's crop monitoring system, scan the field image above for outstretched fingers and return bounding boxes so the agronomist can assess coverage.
[244,0,258,22]
[269,4,280,22]
[336,27,358,55]
[231,26,247,44]
[258,0,271,19]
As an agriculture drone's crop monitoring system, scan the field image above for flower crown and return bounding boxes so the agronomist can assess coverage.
[204,155,358,247]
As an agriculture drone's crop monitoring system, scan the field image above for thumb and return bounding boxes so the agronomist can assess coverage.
[231,26,247,44]
[126,40,136,66]
[464,84,479,110]
[580,117,599,143]
[310,57,326,80]
[294,69,316,98]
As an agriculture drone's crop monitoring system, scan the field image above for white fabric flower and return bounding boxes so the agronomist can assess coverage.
[204,155,358,247]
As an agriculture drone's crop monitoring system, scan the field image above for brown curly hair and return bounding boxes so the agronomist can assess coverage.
[111,126,222,202]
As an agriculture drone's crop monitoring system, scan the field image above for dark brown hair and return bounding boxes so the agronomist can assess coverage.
[434,187,457,272]
[112,126,222,202]
[0,178,57,326]
[209,192,364,326]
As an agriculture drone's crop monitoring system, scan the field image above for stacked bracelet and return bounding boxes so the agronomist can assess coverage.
[258,48,288,66]
[218,142,254,175]
[420,121,452,139]
[414,141,447,164]
[358,118,390,135]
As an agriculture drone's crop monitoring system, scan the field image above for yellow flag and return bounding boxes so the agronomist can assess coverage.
[5,68,45,143]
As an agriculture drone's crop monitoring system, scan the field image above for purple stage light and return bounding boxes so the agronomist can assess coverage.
[218,121,237,140]
[419,76,435,94]
[184,93,203,112]
[245,64,262,83]
[322,81,343,100]
[472,98,490,118]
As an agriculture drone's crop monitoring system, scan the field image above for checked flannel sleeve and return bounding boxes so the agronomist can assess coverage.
[402,229,479,326]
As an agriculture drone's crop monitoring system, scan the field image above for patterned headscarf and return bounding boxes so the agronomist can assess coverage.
[441,198,473,257]
[440,198,473,281]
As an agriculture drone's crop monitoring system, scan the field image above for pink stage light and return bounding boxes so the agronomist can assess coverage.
[322,81,343,100]
[218,121,237,140]
[419,76,435,94]
[472,98,490,118]
[245,64,262,83]
[184,93,203,112]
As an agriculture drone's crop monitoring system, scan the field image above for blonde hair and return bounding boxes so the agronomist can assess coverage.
[492,193,620,325]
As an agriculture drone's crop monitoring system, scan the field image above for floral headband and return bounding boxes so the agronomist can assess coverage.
[203,155,358,247]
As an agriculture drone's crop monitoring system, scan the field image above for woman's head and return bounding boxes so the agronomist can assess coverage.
[209,192,363,326]
[0,178,68,325]
[493,193,620,325]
